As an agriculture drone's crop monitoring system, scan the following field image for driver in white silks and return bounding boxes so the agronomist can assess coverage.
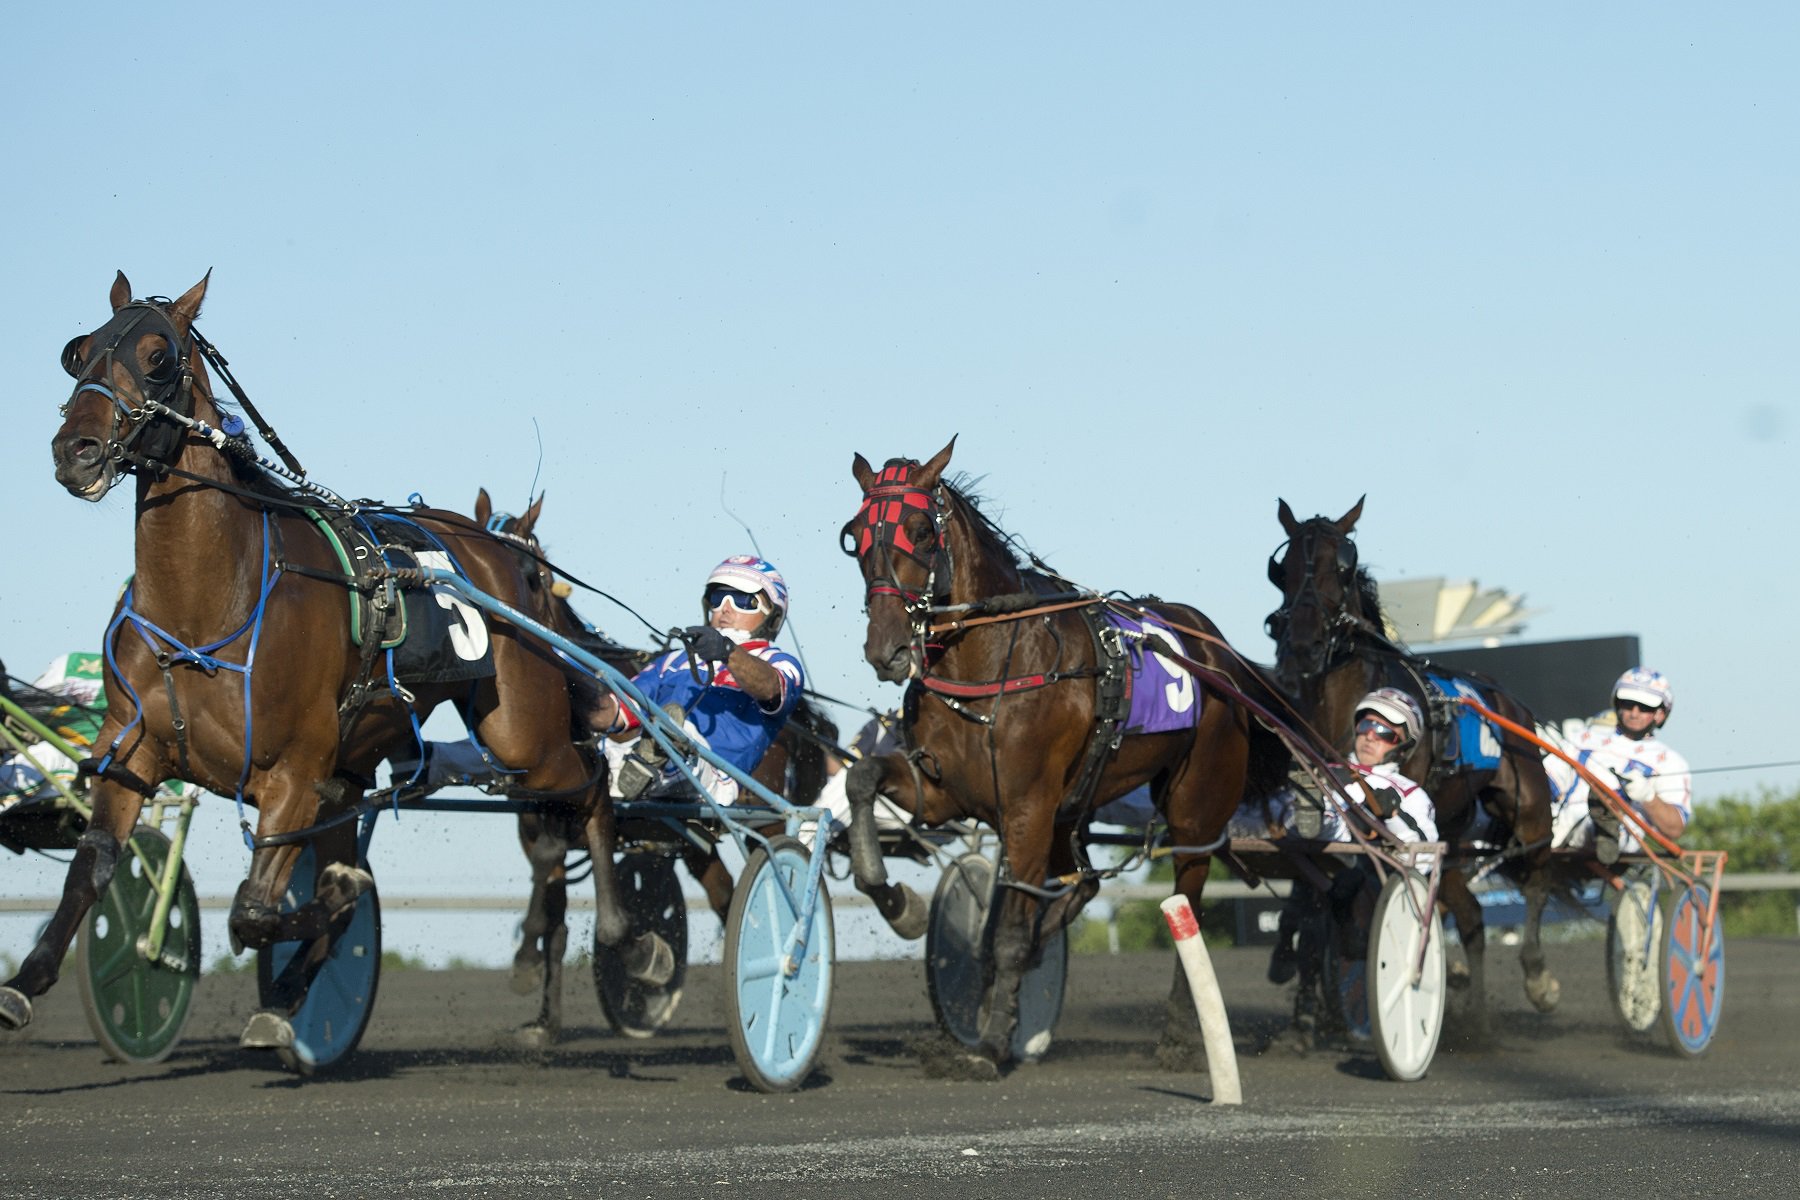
[1259,687,1438,985]
[1542,668,1690,864]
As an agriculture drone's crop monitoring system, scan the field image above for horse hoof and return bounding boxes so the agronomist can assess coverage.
[624,932,675,988]
[1447,962,1472,990]
[240,1010,295,1051]
[925,1050,1001,1082]
[509,959,544,996]
[1525,974,1561,1013]
[0,986,33,1032]
[886,884,929,941]
[513,1022,558,1051]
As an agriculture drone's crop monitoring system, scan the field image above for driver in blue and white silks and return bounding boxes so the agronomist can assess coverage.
[589,555,804,806]
[1544,668,1690,861]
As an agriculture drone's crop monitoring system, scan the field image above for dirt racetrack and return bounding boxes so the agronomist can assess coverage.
[4,938,1797,1199]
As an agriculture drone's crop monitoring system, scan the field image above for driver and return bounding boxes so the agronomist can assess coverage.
[1267,687,1437,984]
[1545,668,1689,863]
[591,555,805,805]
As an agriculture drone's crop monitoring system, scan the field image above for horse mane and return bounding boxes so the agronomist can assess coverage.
[941,473,1048,576]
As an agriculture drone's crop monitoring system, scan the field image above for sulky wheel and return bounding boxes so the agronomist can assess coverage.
[256,844,382,1074]
[925,852,1067,1063]
[1658,882,1725,1058]
[592,852,688,1038]
[1365,870,1446,1082]
[723,835,834,1092]
[1606,873,1664,1035]
[75,825,201,1064]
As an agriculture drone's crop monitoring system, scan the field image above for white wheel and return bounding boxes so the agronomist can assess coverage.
[1607,875,1663,1035]
[925,853,1067,1063]
[1366,871,1445,1082]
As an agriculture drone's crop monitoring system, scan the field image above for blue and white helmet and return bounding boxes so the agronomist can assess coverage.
[704,555,790,636]
[1614,667,1673,715]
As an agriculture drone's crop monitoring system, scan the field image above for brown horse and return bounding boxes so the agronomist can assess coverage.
[0,272,671,1053]
[474,489,838,1041]
[1266,498,1561,1032]
[839,439,1287,1077]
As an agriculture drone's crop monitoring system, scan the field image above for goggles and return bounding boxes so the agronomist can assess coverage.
[1615,698,1663,714]
[1355,716,1402,745]
[705,584,766,614]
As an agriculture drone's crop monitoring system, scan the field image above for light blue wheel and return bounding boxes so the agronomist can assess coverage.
[256,845,382,1074]
[1659,883,1724,1058]
[723,836,834,1092]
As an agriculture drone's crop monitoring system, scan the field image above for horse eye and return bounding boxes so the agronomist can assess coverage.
[61,335,87,378]
[145,341,178,383]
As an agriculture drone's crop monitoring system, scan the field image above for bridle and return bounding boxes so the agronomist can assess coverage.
[60,299,205,480]
[840,458,956,656]
[1265,519,1377,685]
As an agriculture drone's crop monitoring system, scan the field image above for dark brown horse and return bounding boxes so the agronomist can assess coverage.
[475,489,837,1041]
[0,273,671,1052]
[1266,498,1560,1031]
[840,439,1287,1076]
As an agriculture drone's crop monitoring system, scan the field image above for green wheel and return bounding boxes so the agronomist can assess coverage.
[75,826,201,1064]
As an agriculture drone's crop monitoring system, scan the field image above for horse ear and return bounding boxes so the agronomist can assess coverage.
[852,453,877,492]
[1334,494,1366,533]
[914,436,957,487]
[110,271,132,312]
[169,270,211,329]
[475,488,492,525]
[521,491,544,536]
[1277,498,1300,536]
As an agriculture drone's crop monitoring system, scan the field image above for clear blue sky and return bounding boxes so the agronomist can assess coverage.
[4,5,1795,928]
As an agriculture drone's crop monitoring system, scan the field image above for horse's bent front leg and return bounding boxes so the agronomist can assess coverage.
[511,813,568,998]
[844,755,926,939]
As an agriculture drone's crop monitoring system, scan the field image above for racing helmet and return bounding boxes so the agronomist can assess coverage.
[703,555,790,637]
[1613,667,1673,715]
[1354,687,1424,746]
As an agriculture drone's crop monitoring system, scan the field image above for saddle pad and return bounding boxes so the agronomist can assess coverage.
[1106,611,1201,735]
[1424,672,1502,771]
[353,514,497,687]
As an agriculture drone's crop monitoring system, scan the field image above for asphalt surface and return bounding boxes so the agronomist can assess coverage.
[4,934,1796,1199]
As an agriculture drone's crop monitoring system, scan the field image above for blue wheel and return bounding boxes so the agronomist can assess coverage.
[1659,883,1724,1058]
[723,836,833,1092]
[256,845,382,1074]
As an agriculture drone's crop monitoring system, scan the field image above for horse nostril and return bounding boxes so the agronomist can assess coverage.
[71,437,104,467]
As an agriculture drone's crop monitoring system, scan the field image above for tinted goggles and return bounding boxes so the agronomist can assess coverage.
[705,584,766,614]
[1355,716,1402,745]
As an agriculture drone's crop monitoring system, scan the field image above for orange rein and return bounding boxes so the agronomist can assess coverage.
[925,596,1103,637]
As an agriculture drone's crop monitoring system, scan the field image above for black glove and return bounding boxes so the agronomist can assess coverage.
[686,624,735,665]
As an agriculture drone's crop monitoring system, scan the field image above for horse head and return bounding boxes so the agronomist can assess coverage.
[845,437,956,683]
[1266,495,1365,696]
[52,271,215,501]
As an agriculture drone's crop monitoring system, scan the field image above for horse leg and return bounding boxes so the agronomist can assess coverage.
[0,778,146,1031]
[1438,868,1491,1039]
[1520,870,1560,1013]
[681,844,735,924]
[844,755,927,939]
[511,813,565,996]
[584,794,674,987]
